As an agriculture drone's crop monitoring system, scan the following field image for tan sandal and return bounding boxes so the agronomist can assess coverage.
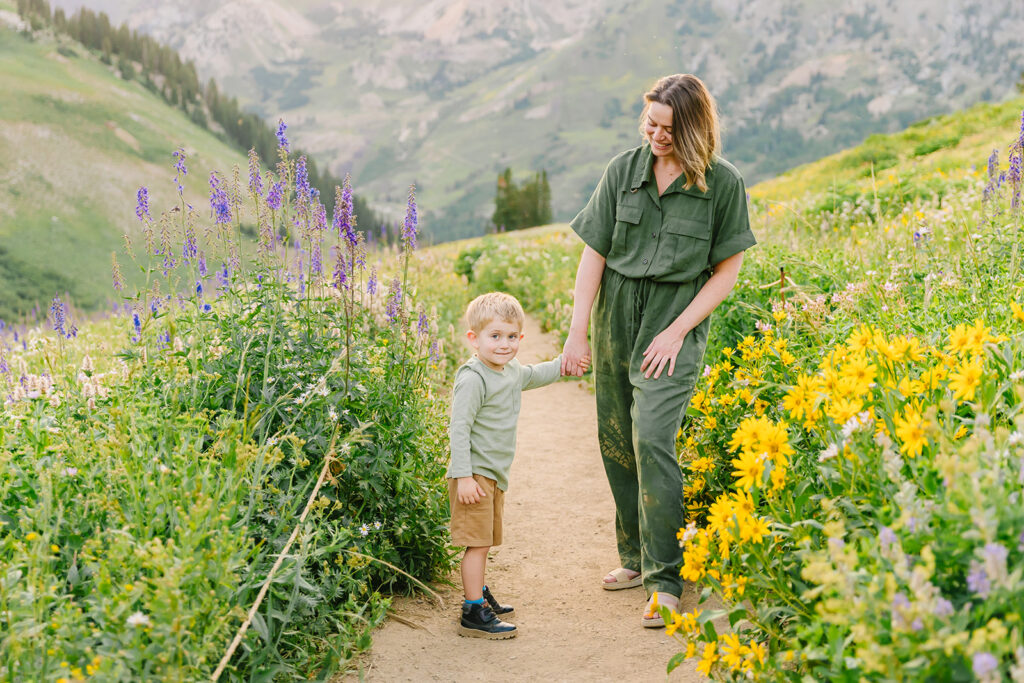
[601,567,642,591]
[641,591,678,628]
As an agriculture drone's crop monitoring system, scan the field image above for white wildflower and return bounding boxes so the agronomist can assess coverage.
[359,524,370,537]
[63,467,78,476]
[126,611,151,628]
[819,444,840,462]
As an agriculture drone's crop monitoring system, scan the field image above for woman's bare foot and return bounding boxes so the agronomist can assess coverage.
[601,567,642,590]
[641,591,679,628]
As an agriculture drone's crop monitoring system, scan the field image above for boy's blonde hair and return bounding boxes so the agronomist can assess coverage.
[465,292,525,332]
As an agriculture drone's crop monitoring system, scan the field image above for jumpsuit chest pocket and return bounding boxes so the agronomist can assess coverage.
[656,216,711,274]
[612,202,643,256]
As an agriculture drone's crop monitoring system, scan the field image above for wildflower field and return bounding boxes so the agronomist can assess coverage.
[0,127,466,680]
[2,73,1024,682]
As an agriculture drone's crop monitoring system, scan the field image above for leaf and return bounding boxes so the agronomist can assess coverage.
[728,603,747,628]
[703,619,718,642]
[250,610,270,643]
[667,652,687,673]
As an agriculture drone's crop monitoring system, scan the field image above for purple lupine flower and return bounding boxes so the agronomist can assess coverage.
[967,560,990,597]
[333,176,356,245]
[183,223,197,263]
[217,263,230,290]
[333,250,347,289]
[157,331,171,349]
[276,119,289,153]
[173,148,187,195]
[295,156,310,206]
[972,652,999,679]
[311,242,322,276]
[417,308,429,337]
[196,280,204,298]
[132,311,142,342]
[1009,111,1023,211]
[385,276,402,323]
[402,184,418,251]
[248,148,263,197]
[933,597,954,617]
[50,296,67,338]
[298,273,305,297]
[198,251,208,278]
[266,181,284,211]
[136,187,150,222]
[366,267,377,296]
[209,172,232,225]
[429,339,440,362]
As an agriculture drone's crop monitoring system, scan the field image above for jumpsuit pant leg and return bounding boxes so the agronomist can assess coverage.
[593,269,710,598]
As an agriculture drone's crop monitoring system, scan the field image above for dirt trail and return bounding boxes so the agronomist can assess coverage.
[344,317,708,682]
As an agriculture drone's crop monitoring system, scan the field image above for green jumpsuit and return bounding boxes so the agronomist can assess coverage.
[570,145,756,597]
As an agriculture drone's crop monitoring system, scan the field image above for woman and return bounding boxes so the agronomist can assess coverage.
[561,74,756,626]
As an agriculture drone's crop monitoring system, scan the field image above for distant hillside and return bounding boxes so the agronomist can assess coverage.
[0,18,247,322]
[50,0,1024,241]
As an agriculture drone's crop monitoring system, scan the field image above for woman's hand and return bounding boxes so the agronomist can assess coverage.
[640,325,687,379]
[561,332,592,377]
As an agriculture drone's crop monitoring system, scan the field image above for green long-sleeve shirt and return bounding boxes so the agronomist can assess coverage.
[447,355,562,491]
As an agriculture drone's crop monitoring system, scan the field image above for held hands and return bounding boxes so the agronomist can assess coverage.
[640,325,688,379]
[561,333,591,377]
[456,476,487,505]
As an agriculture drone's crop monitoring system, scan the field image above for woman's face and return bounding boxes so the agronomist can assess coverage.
[644,101,675,158]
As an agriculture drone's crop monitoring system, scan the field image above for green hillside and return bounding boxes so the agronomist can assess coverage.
[0,21,247,322]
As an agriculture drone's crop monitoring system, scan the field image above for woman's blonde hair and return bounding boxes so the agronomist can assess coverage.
[638,74,721,193]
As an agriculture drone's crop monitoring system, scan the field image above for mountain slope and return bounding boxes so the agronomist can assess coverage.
[0,17,246,321]
[51,0,1024,241]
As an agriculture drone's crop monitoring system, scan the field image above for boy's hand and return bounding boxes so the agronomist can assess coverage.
[457,477,486,505]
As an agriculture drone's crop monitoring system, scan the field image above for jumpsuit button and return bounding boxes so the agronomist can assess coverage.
[642,258,649,265]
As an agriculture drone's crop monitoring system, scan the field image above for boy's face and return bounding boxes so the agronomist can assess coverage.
[467,318,523,371]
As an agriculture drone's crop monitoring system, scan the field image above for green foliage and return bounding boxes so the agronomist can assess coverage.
[912,133,961,157]
[492,168,552,232]
[0,143,452,680]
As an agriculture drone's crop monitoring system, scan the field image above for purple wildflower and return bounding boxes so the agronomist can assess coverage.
[209,172,232,225]
[136,187,150,222]
[972,652,999,679]
[333,176,356,245]
[157,331,171,349]
[878,526,897,548]
[367,267,377,296]
[217,263,230,290]
[196,280,204,298]
[402,184,418,251]
[967,560,991,597]
[276,119,289,153]
[198,251,208,278]
[385,276,402,323]
[172,148,187,195]
[248,148,263,197]
[202,303,212,313]
[933,597,954,617]
[295,156,310,206]
[429,339,440,362]
[333,250,347,289]
[132,311,142,342]
[380,222,387,244]
[298,273,305,297]
[50,297,68,338]
[1009,110,1023,212]
[417,308,429,337]
[183,222,197,263]
[266,181,284,211]
[311,242,322,276]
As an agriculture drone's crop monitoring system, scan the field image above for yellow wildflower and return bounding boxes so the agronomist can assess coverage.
[731,450,765,491]
[720,633,745,671]
[894,404,930,458]
[1012,301,1024,323]
[696,642,719,675]
[949,358,983,402]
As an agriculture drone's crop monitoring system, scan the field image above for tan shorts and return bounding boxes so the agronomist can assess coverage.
[448,474,504,547]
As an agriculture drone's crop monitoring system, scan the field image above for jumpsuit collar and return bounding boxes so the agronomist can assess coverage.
[630,144,715,200]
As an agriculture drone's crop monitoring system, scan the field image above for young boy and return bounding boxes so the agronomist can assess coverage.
[447,292,581,639]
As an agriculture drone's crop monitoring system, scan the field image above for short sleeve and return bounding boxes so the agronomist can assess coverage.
[709,171,757,266]
[569,160,618,257]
